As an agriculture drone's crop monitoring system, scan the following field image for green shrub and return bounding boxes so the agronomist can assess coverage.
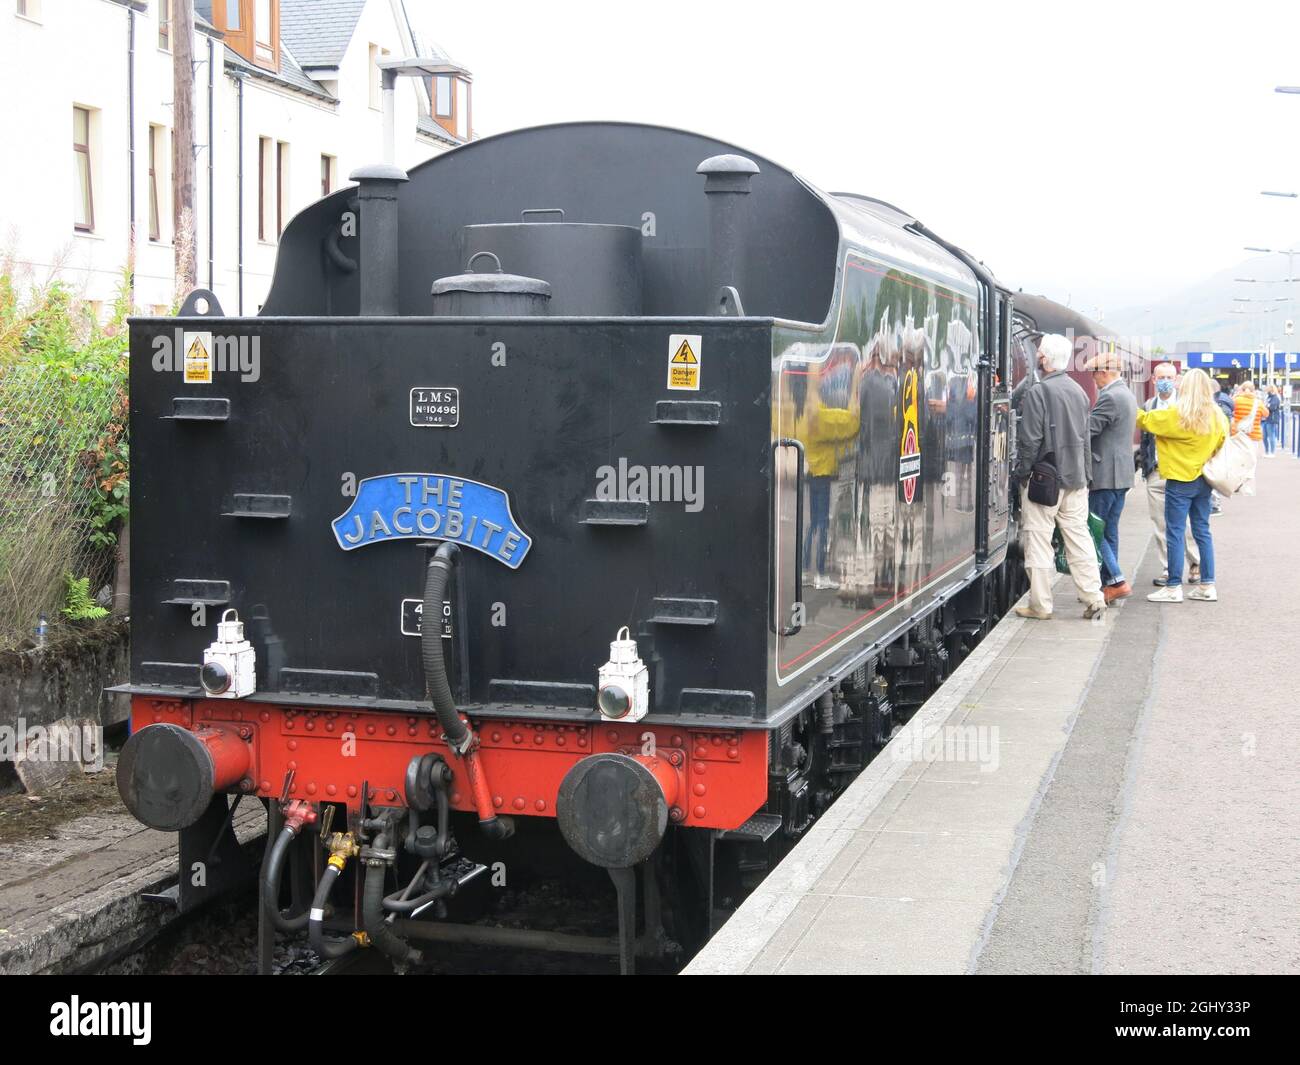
[0,266,130,647]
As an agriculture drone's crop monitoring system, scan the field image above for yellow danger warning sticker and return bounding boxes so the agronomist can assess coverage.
[183,331,213,384]
[667,333,701,391]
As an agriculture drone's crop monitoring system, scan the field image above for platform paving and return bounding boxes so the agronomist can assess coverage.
[686,456,1300,975]
[0,779,265,974]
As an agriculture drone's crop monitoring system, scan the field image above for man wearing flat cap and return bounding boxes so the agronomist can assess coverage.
[1086,351,1138,602]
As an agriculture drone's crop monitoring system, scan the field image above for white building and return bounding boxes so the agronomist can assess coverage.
[0,0,473,315]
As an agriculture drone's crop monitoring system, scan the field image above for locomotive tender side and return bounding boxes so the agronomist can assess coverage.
[115,122,1022,968]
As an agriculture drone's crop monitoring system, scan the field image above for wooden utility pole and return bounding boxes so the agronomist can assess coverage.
[172,0,196,294]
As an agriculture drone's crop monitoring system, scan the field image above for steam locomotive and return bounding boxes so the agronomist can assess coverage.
[114,122,1132,972]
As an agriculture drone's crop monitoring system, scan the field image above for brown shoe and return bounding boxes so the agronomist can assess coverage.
[1014,605,1052,620]
[1104,582,1132,603]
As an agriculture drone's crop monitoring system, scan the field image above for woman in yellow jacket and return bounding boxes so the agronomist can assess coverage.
[1135,368,1227,603]
[789,362,862,590]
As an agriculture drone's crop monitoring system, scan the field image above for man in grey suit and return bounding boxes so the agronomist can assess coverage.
[1013,334,1105,619]
[1085,353,1138,603]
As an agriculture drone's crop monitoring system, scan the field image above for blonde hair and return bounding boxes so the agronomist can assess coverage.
[1176,368,1219,436]
[1239,379,1256,394]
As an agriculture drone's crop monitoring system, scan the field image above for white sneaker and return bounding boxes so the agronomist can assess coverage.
[1186,584,1218,601]
[1147,585,1184,603]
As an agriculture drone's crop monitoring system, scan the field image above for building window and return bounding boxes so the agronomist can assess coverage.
[225,0,239,30]
[276,140,289,236]
[434,75,451,117]
[17,0,41,20]
[258,137,290,241]
[320,154,335,198]
[258,136,271,241]
[455,79,469,140]
[369,43,389,109]
[158,0,170,51]
[254,0,273,65]
[148,125,162,241]
[73,106,94,232]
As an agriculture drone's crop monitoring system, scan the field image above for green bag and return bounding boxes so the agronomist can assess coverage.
[1052,513,1106,575]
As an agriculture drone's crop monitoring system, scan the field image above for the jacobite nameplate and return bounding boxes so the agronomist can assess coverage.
[331,474,531,568]
[410,387,459,427]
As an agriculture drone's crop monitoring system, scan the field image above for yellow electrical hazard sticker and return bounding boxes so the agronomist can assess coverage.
[667,333,701,391]
[183,331,213,384]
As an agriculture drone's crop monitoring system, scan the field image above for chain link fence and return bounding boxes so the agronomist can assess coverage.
[0,277,128,650]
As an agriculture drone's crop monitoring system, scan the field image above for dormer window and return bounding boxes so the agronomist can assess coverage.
[254,0,273,65]
[215,0,277,71]
[430,74,472,140]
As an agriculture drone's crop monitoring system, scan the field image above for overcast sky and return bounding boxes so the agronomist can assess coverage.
[413,0,1300,324]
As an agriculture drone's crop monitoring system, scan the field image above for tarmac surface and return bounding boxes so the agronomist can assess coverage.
[687,456,1299,975]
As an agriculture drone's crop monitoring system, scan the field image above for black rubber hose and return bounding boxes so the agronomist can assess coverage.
[261,826,308,933]
[422,543,469,750]
[363,860,423,966]
[308,863,358,960]
[382,878,453,914]
[422,544,513,840]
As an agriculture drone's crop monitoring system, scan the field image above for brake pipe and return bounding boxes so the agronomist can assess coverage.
[421,541,514,841]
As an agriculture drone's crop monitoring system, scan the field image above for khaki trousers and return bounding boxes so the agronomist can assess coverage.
[1145,471,1200,574]
[1020,485,1103,615]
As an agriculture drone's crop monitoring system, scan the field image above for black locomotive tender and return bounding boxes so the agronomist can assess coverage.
[118,122,1035,972]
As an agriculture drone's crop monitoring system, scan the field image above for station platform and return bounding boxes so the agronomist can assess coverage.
[0,776,264,974]
[686,456,1300,975]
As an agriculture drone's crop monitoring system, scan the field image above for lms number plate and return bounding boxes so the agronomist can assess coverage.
[401,598,452,639]
[410,387,459,427]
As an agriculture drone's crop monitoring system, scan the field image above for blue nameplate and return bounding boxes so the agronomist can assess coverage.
[332,474,532,568]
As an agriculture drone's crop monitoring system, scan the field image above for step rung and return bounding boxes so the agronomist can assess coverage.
[720,812,784,843]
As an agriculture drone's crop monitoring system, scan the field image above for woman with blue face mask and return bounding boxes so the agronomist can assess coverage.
[1140,364,1201,583]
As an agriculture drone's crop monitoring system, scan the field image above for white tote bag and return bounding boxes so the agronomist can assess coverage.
[1202,400,1259,497]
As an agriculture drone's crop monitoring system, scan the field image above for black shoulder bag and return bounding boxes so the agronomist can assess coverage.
[1028,451,1060,506]
[1027,406,1061,507]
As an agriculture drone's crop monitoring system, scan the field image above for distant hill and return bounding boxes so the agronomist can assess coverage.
[1104,251,1300,354]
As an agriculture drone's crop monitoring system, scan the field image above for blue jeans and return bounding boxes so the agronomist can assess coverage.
[1262,419,1278,455]
[1164,476,1215,587]
[1089,488,1128,585]
[804,476,832,576]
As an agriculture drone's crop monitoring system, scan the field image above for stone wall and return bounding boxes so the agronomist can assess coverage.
[0,620,129,787]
